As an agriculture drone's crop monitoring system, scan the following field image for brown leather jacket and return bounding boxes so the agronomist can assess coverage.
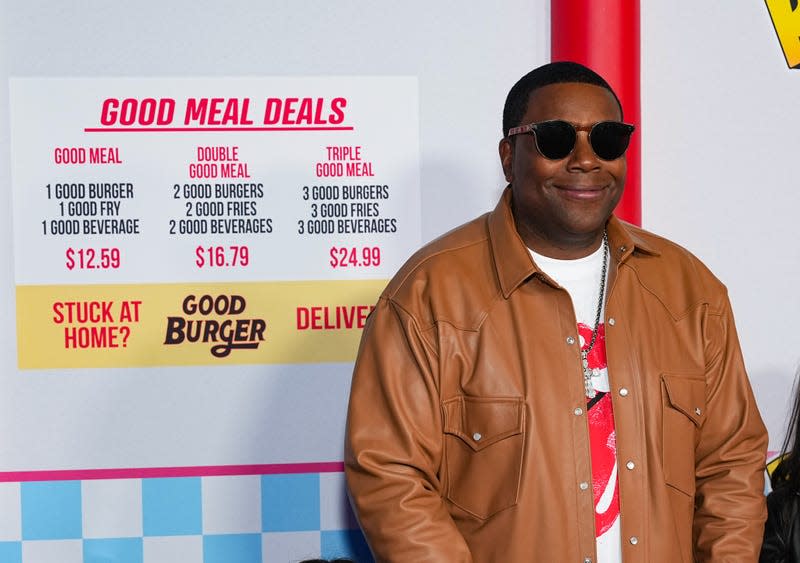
[345,188,767,562]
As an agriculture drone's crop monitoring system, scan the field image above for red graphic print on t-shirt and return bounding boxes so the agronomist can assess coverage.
[578,322,620,537]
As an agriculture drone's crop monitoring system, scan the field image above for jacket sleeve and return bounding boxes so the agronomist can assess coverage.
[693,297,768,561]
[344,297,472,563]
[759,490,790,563]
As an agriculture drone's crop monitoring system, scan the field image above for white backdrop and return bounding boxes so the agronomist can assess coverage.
[641,2,800,448]
[0,1,796,561]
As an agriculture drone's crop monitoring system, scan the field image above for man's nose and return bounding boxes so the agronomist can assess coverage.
[567,132,600,170]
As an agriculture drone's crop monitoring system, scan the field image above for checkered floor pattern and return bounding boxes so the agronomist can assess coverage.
[0,472,372,563]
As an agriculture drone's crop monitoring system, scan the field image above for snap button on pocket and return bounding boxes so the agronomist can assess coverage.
[663,374,706,427]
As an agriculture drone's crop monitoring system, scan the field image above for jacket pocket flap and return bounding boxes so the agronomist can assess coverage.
[662,373,706,427]
[442,396,524,452]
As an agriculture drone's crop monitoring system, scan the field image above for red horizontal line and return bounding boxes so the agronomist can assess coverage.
[0,461,344,482]
[83,126,354,133]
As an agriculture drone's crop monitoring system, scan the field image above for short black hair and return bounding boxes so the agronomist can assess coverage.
[502,61,623,137]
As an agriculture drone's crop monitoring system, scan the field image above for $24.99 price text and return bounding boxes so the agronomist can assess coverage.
[329,246,381,268]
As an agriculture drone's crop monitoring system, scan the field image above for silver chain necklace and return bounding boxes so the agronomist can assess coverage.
[581,231,609,399]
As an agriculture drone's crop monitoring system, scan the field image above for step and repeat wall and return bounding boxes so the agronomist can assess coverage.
[0,2,797,563]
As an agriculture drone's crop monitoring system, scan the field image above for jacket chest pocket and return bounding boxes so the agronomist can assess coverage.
[441,396,525,520]
[661,373,706,497]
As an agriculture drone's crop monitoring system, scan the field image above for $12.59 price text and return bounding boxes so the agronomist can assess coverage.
[65,247,121,270]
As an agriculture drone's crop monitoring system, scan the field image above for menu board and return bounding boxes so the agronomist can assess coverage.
[10,77,420,369]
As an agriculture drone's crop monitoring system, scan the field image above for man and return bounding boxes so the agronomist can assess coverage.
[345,62,767,562]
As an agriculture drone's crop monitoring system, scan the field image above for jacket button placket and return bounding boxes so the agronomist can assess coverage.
[607,311,642,558]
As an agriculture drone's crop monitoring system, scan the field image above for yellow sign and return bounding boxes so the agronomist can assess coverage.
[17,280,386,369]
[766,0,800,68]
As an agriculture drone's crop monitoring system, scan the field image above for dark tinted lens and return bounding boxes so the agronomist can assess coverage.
[533,121,576,160]
[589,122,633,160]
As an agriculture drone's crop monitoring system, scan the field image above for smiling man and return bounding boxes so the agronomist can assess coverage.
[345,62,767,562]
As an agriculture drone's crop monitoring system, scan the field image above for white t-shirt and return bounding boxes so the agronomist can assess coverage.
[530,243,622,563]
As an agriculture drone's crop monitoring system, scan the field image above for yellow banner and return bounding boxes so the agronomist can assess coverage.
[766,0,800,68]
[17,280,387,369]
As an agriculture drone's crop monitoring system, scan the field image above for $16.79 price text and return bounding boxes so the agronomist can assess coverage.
[195,245,250,268]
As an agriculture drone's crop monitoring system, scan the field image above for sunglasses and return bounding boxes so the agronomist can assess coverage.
[507,120,635,161]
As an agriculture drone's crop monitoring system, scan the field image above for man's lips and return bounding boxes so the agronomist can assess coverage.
[554,184,608,200]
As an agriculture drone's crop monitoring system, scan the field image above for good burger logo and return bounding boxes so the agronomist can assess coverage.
[163,294,266,357]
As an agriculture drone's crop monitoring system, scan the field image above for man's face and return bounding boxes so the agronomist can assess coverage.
[499,82,626,258]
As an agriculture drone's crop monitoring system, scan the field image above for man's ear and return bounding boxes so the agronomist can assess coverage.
[499,137,514,183]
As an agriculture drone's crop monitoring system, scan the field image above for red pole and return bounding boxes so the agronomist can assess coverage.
[551,0,641,226]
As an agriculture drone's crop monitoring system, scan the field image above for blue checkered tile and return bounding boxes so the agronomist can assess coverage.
[142,478,202,537]
[21,481,82,540]
[204,534,262,563]
[261,474,320,532]
[84,538,143,563]
[3,472,373,563]
[0,541,22,563]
